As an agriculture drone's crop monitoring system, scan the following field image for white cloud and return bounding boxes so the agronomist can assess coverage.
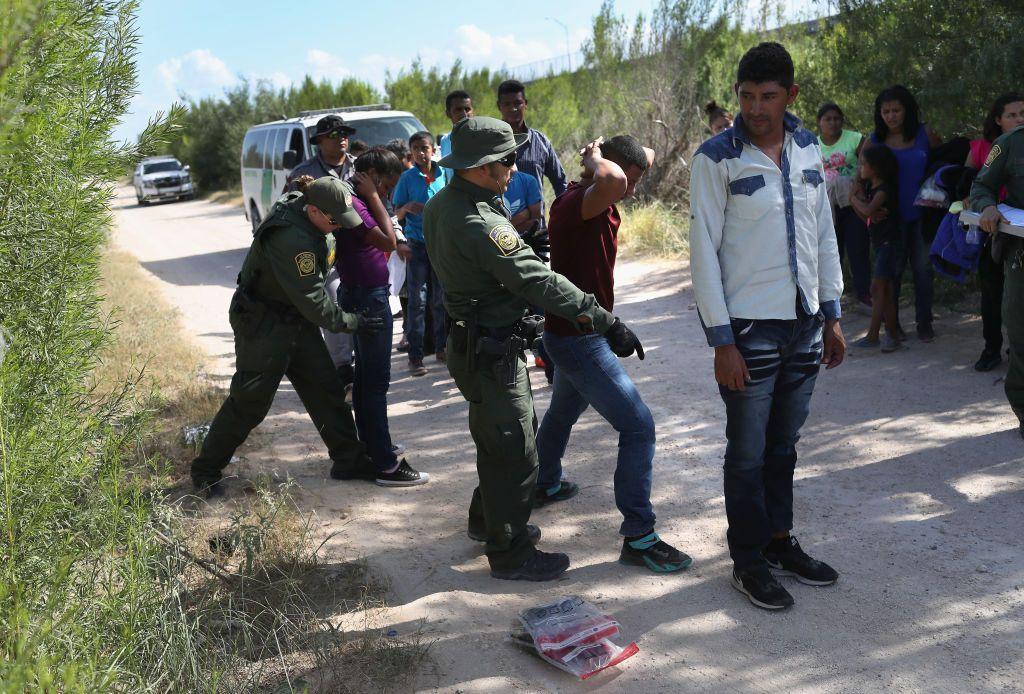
[306,49,351,82]
[156,49,235,96]
[358,53,410,89]
[454,24,553,68]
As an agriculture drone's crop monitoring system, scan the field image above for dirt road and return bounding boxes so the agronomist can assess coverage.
[112,186,1023,692]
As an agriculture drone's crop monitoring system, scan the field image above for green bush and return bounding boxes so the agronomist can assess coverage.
[0,1,210,689]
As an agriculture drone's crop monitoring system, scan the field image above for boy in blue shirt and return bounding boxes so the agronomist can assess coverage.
[392,131,448,374]
[503,170,543,233]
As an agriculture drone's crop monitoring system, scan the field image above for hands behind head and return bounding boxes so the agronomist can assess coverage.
[579,137,605,174]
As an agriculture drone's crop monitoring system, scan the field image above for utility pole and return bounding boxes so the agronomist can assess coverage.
[545,16,571,72]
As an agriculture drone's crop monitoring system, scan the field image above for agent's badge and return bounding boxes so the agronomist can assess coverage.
[984,144,1002,168]
[488,224,522,256]
[295,251,316,277]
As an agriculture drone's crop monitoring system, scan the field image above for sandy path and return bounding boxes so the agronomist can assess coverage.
[112,186,1023,693]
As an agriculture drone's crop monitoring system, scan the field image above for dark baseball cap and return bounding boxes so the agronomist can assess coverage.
[310,114,357,142]
[437,116,529,170]
[302,177,362,229]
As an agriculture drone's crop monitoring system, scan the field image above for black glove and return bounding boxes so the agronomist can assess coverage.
[356,314,385,335]
[343,311,384,335]
[603,318,645,360]
[520,220,550,261]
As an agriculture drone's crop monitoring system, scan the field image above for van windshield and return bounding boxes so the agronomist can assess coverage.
[312,115,425,150]
[143,161,182,174]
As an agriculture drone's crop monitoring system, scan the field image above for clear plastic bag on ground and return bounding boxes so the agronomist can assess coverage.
[513,596,639,679]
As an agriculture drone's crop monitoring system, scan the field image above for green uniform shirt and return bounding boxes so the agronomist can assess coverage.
[970,124,1024,212]
[239,192,353,333]
[423,175,614,332]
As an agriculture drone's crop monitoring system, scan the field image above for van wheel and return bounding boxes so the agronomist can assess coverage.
[250,204,262,235]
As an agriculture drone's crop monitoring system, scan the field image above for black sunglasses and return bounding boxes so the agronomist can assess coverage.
[326,130,350,140]
[496,150,516,168]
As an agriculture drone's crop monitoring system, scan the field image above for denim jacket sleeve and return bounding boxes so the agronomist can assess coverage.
[688,152,735,346]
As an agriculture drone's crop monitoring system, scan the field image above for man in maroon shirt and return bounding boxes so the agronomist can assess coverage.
[535,135,692,573]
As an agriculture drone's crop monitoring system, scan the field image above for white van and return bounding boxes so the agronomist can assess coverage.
[240,104,426,231]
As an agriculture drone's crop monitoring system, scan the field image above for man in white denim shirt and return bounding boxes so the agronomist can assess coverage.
[689,42,846,611]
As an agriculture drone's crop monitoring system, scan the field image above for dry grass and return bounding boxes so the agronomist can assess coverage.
[94,247,223,473]
[168,484,428,693]
[618,200,689,258]
[205,185,244,209]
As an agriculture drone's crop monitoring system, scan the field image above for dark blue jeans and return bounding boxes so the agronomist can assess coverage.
[893,218,934,325]
[835,206,871,301]
[719,312,823,571]
[340,284,398,472]
[536,331,656,537]
[407,240,447,361]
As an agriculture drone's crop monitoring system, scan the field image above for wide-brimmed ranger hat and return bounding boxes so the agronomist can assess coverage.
[438,116,529,170]
[303,177,362,229]
[310,114,357,142]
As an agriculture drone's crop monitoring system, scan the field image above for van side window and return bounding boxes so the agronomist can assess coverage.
[271,129,288,170]
[242,129,269,169]
[288,128,306,164]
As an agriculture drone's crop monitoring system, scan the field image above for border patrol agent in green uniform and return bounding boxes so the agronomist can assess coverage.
[424,117,645,580]
[192,177,383,497]
[971,124,1024,433]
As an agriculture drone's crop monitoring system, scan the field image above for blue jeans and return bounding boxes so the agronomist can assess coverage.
[406,240,447,361]
[536,331,656,537]
[836,206,871,301]
[719,311,823,571]
[893,219,934,325]
[339,285,397,472]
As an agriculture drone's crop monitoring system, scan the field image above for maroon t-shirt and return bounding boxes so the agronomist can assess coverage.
[545,181,621,337]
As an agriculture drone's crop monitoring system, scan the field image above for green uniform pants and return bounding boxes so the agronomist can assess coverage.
[448,336,538,571]
[192,318,367,484]
[1004,257,1024,417]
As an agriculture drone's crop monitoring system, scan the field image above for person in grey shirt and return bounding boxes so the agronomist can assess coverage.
[286,114,357,191]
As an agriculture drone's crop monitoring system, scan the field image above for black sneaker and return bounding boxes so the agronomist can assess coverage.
[763,536,839,586]
[490,548,570,582]
[916,322,935,342]
[192,477,226,500]
[375,459,429,487]
[468,524,541,544]
[619,533,692,573]
[974,349,1002,372]
[732,565,794,610]
[534,480,579,508]
[330,457,377,481]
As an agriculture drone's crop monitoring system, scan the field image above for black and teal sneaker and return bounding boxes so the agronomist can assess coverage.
[619,532,692,573]
[534,480,580,508]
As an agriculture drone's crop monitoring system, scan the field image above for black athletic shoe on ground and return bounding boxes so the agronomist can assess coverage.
[534,480,579,508]
[192,477,226,500]
[619,533,693,573]
[763,535,839,586]
[468,524,541,544]
[375,459,429,487]
[732,565,794,610]
[974,349,1002,372]
[490,548,570,581]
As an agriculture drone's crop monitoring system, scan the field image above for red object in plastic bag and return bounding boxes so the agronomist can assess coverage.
[517,596,639,679]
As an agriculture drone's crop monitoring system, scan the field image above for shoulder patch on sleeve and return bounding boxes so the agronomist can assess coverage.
[984,144,1002,168]
[487,223,523,256]
[295,251,316,277]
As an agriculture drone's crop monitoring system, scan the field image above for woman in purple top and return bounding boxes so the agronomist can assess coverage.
[866,85,942,342]
[339,148,428,486]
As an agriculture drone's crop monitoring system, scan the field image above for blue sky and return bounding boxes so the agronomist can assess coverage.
[117,0,810,142]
